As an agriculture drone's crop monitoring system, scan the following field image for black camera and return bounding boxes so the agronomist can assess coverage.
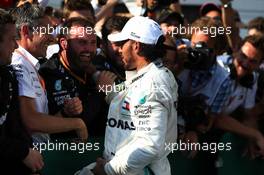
[184,42,214,70]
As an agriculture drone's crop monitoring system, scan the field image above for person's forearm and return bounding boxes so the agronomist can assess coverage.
[54,111,63,117]
[214,115,261,141]
[95,0,119,22]
[221,3,241,51]
[22,112,84,134]
[248,103,264,120]
[19,96,85,134]
[105,139,161,175]
[241,108,259,129]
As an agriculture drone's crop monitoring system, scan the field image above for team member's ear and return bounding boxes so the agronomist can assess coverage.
[21,25,32,40]
[133,41,140,53]
[60,38,68,50]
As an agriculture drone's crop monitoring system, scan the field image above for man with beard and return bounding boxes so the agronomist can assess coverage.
[39,17,110,138]
[11,3,88,143]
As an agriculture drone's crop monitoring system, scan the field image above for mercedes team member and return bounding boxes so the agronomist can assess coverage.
[39,17,109,138]
[93,16,178,175]
[11,3,88,143]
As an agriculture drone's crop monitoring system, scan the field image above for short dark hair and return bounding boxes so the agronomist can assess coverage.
[10,2,45,40]
[57,17,95,51]
[191,17,229,55]
[44,6,53,16]
[58,17,94,38]
[63,0,95,19]
[101,15,130,41]
[157,9,184,26]
[248,17,264,34]
[0,8,15,41]
[200,3,221,17]
[137,35,166,62]
[243,34,264,58]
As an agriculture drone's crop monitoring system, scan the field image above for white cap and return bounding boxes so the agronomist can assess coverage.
[108,16,163,45]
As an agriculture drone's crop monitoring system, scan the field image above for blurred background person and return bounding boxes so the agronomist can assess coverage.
[247,17,264,36]
[95,15,130,82]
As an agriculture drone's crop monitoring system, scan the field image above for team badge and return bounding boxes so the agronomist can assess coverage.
[121,97,131,117]
[139,95,147,104]
[54,79,62,91]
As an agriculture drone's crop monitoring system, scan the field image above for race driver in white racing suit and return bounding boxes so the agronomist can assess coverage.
[92,16,178,175]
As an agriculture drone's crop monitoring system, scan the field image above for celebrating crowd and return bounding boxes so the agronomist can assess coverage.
[0,0,264,175]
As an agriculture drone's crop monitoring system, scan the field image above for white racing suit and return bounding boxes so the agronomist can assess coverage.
[104,61,178,175]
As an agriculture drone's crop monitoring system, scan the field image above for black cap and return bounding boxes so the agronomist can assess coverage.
[200,3,221,16]
[157,9,184,25]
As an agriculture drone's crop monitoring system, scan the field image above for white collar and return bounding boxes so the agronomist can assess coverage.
[136,59,163,75]
[137,62,153,75]
[17,46,40,70]
[125,59,163,85]
[125,62,153,86]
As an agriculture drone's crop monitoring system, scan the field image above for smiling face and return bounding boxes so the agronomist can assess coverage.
[107,41,124,68]
[234,41,262,78]
[66,25,97,71]
[28,16,53,58]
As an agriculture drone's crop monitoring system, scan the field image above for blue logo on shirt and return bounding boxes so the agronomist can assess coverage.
[139,95,147,104]
[55,79,62,91]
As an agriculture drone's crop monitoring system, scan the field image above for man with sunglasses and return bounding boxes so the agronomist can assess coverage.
[175,18,264,175]
[219,35,264,113]
[217,34,264,158]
